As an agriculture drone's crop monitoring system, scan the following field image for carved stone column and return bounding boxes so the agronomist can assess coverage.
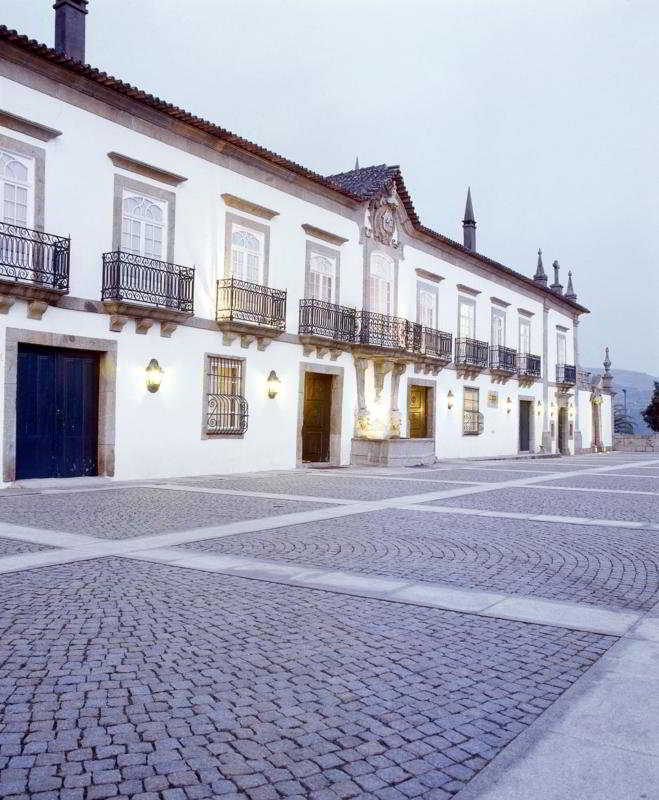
[388,363,406,438]
[373,360,394,402]
[354,357,370,438]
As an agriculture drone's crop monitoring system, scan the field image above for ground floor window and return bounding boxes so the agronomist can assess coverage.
[205,356,248,435]
[463,387,483,435]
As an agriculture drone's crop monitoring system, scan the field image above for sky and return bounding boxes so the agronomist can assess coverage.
[3,0,658,374]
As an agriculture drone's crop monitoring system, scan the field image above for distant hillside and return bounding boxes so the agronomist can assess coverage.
[583,367,658,433]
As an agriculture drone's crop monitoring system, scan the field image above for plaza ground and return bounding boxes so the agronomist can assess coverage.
[0,453,657,800]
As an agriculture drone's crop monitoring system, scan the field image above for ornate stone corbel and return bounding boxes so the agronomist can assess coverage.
[256,337,272,351]
[27,300,48,320]
[222,331,238,347]
[329,348,342,361]
[160,321,177,338]
[240,334,255,349]
[135,318,154,335]
[0,295,15,314]
[109,314,128,333]
[373,360,394,401]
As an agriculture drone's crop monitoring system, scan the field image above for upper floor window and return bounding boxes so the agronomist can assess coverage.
[557,332,567,365]
[418,288,436,328]
[1,149,34,228]
[458,298,475,339]
[121,193,167,259]
[519,319,531,354]
[369,253,394,315]
[309,252,336,303]
[231,225,264,283]
[491,308,506,346]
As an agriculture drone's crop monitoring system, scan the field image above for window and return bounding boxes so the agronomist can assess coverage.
[369,253,394,314]
[121,193,167,259]
[309,252,336,302]
[519,319,531,354]
[458,299,475,339]
[1,149,34,228]
[463,387,483,435]
[418,288,436,328]
[557,332,567,365]
[491,308,506,346]
[231,225,264,283]
[205,356,248,435]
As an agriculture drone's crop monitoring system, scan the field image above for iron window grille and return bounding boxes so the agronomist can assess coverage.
[556,364,577,385]
[102,251,194,312]
[455,337,489,367]
[517,353,542,377]
[423,327,452,361]
[357,310,423,353]
[216,277,286,329]
[206,356,248,435]
[0,221,70,290]
[463,388,484,435]
[489,345,517,372]
[299,298,357,342]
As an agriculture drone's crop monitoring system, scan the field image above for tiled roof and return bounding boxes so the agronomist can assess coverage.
[0,24,588,314]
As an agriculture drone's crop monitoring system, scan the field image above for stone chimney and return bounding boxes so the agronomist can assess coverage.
[462,187,476,251]
[54,0,88,63]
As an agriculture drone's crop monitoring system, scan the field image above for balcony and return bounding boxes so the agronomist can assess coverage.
[216,278,286,348]
[556,364,577,386]
[299,298,357,343]
[0,222,69,314]
[518,353,542,379]
[422,327,452,362]
[356,310,422,354]
[102,250,194,311]
[489,345,517,375]
[455,337,489,369]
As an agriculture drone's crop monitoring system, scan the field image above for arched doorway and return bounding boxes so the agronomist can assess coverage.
[557,407,568,454]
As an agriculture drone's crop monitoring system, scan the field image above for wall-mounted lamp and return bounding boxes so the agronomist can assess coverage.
[145,358,163,393]
[506,396,512,414]
[266,369,281,399]
[447,390,454,410]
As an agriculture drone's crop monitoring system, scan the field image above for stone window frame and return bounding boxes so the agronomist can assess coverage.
[296,362,344,466]
[462,385,481,436]
[457,295,477,340]
[304,240,341,303]
[490,305,507,347]
[223,212,271,284]
[406,377,436,439]
[416,280,439,327]
[3,328,117,482]
[200,352,247,440]
[112,174,176,262]
[0,132,46,230]
[362,242,400,316]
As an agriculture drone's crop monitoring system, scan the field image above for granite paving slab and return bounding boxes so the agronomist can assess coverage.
[534,474,659,493]
[0,535,55,556]
[0,557,614,800]
[0,488,334,540]
[178,508,659,611]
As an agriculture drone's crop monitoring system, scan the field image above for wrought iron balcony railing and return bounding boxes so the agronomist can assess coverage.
[556,364,577,385]
[422,327,452,361]
[0,221,70,291]
[356,310,422,352]
[455,337,489,367]
[102,251,194,312]
[299,298,357,342]
[216,278,286,330]
[463,410,485,435]
[490,345,517,373]
[517,353,542,378]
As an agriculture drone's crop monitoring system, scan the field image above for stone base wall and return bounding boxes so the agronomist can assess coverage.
[350,437,436,467]
[613,434,659,452]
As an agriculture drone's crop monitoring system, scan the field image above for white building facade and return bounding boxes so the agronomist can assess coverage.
[0,5,614,483]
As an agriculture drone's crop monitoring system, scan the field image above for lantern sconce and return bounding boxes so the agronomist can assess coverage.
[266,369,281,399]
[145,358,164,393]
[447,390,454,410]
[537,400,542,416]
[506,396,512,414]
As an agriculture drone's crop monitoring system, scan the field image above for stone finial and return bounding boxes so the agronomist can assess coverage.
[565,270,577,300]
[533,248,548,285]
[550,259,563,294]
[603,346,611,374]
[354,156,360,171]
[462,187,476,251]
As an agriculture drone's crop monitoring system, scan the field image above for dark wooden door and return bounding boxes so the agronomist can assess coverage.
[519,400,531,451]
[302,372,332,462]
[408,385,428,438]
[558,407,568,454]
[16,344,99,479]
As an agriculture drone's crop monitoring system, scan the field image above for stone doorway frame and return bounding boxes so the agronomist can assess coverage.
[518,394,536,453]
[406,377,436,440]
[296,362,344,467]
[3,328,117,482]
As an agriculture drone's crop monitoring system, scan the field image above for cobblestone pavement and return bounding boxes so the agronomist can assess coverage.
[0,536,54,556]
[432,486,658,523]
[170,475,474,500]
[534,474,659,492]
[0,489,335,539]
[179,509,659,611]
[0,557,615,800]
